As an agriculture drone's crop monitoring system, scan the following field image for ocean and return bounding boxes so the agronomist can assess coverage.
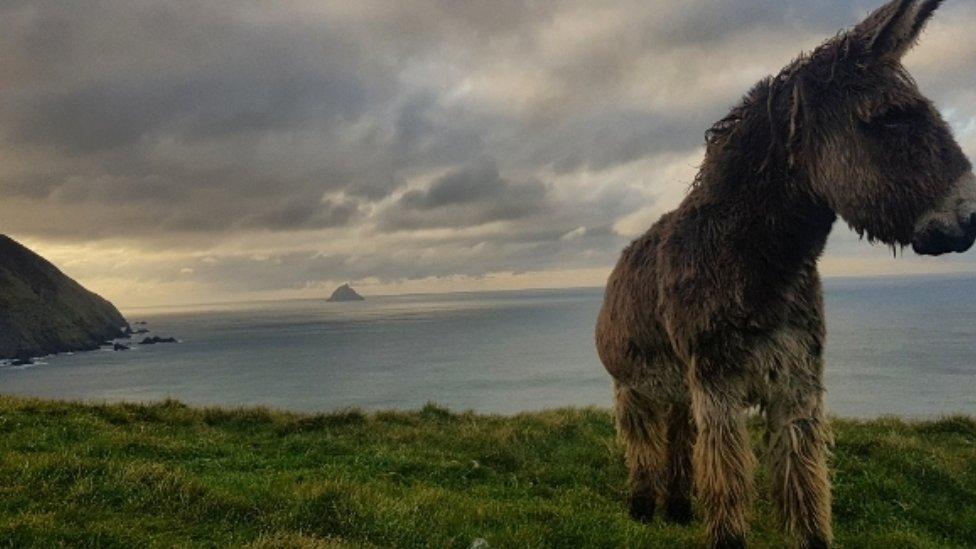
[2,275,976,418]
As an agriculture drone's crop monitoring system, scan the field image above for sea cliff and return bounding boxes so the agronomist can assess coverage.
[0,235,129,360]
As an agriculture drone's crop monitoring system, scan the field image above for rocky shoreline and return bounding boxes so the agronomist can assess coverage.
[0,235,182,364]
[0,321,181,367]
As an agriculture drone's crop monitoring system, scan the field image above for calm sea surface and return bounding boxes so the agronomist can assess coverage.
[2,276,976,418]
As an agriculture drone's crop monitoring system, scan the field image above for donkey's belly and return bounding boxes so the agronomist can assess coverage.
[741,326,824,409]
[610,333,690,403]
[628,354,690,404]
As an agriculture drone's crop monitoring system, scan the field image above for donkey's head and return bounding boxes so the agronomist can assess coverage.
[783,0,975,255]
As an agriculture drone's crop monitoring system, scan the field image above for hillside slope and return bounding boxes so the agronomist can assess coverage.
[0,397,973,547]
[0,235,128,359]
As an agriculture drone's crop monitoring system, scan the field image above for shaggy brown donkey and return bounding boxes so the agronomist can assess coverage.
[596,1,976,547]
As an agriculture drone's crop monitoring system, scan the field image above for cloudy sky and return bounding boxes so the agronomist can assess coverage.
[3,0,976,308]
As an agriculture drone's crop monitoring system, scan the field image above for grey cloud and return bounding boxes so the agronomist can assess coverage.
[7,65,366,154]
[392,94,486,168]
[647,2,874,47]
[154,194,362,234]
[240,196,360,232]
[3,0,976,296]
[402,159,504,208]
[380,159,549,231]
[8,82,172,153]
[532,110,710,174]
[0,0,394,236]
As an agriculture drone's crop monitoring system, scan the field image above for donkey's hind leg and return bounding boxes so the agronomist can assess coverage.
[664,399,696,524]
[614,381,668,522]
[766,343,832,549]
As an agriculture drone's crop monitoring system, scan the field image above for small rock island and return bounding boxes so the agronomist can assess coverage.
[327,283,365,302]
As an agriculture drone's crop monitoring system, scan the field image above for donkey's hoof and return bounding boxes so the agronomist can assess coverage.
[628,494,655,523]
[664,497,693,524]
[713,534,746,549]
[802,536,830,549]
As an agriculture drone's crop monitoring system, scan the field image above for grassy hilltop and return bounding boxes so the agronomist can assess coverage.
[0,396,975,548]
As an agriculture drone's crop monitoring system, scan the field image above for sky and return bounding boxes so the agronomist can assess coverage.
[3,0,976,308]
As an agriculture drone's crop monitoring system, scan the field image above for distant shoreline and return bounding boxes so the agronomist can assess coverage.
[118,271,976,313]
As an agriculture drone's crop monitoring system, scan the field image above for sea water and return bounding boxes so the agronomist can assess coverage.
[2,275,975,418]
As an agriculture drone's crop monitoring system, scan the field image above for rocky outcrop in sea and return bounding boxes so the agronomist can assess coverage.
[327,283,365,302]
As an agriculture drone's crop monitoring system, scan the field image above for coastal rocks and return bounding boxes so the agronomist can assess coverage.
[327,283,365,302]
[139,336,177,345]
[0,234,130,360]
[116,321,179,349]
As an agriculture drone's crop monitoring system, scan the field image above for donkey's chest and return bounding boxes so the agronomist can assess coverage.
[740,326,823,407]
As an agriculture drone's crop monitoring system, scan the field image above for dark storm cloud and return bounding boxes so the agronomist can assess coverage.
[403,160,506,208]
[527,109,709,174]
[379,159,548,230]
[240,196,361,231]
[0,0,393,233]
[7,63,368,153]
[2,0,975,297]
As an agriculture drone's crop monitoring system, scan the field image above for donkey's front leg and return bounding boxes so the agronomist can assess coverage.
[690,367,756,548]
[613,381,668,522]
[766,362,832,549]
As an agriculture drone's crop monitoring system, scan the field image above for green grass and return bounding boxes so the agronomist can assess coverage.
[0,396,975,548]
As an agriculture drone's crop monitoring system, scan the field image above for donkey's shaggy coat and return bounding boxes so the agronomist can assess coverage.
[596,1,976,547]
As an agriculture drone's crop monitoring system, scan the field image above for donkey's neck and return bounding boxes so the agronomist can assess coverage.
[682,77,839,292]
[686,166,837,282]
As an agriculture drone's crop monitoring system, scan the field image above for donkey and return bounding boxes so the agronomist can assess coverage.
[596,1,976,547]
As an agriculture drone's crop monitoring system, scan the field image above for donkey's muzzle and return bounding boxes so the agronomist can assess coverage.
[911,219,976,255]
[912,174,976,256]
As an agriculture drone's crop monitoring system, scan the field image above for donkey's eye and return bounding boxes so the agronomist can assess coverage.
[870,105,917,130]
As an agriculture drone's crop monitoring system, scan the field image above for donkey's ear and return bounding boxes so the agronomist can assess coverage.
[856,0,944,60]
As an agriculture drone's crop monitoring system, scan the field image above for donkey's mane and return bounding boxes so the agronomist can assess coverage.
[696,32,861,191]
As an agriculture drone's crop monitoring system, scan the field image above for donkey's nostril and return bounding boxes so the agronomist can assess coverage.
[967,215,976,241]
